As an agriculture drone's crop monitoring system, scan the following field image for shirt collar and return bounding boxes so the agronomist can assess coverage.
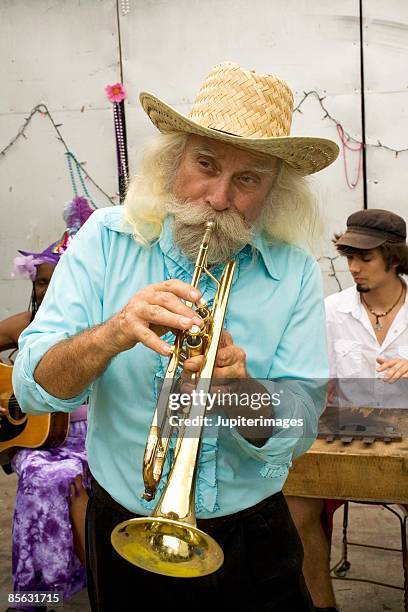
[252,232,281,280]
[337,280,408,322]
[158,216,281,281]
[336,285,364,319]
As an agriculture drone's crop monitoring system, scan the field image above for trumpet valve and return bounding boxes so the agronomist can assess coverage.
[196,305,209,322]
[178,349,187,366]
[186,326,203,359]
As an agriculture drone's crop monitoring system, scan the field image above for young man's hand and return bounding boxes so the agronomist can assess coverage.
[376,356,408,382]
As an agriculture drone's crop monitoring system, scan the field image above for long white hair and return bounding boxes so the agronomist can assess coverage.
[123,132,322,251]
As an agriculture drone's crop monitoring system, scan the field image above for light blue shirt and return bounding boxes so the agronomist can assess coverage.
[13,206,328,517]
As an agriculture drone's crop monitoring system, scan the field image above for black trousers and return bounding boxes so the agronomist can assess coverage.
[86,478,313,612]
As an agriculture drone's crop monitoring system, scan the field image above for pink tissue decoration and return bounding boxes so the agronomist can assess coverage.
[12,255,39,281]
[105,82,127,103]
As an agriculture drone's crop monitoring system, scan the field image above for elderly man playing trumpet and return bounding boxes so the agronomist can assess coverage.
[13,62,338,611]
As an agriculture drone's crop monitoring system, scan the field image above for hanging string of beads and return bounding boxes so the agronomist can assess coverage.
[0,104,116,205]
[1,92,407,196]
[336,123,363,189]
[293,90,408,188]
[121,0,130,15]
[113,101,129,194]
[65,152,97,208]
[105,82,129,202]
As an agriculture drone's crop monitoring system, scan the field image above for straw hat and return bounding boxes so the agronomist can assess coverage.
[140,61,339,176]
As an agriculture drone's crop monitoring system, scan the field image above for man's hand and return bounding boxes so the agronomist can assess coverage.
[33,279,203,400]
[376,356,408,382]
[181,330,273,445]
[181,328,249,413]
[111,280,204,356]
[182,329,248,381]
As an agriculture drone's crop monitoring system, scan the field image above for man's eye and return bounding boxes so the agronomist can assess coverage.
[239,175,257,185]
[198,159,212,169]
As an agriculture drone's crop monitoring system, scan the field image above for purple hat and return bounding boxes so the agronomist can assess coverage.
[13,236,68,281]
[12,196,95,281]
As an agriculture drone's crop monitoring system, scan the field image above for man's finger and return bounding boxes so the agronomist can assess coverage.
[216,346,235,367]
[153,290,204,322]
[135,325,173,356]
[183,355,203,373]
[384,362,408,382]
[155,279,202,304]
[219,329,233,348]
[139,303,202,331]
[376,359,399,371]
[213,365,240,380]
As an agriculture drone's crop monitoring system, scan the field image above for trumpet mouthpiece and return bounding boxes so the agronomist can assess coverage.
[205,221,215,229]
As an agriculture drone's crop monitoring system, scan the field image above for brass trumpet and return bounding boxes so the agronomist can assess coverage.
[111,221,236,577]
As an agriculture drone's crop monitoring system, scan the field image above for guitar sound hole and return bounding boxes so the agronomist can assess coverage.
[8,395,27,424]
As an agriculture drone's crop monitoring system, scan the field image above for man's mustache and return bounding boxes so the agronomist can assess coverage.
[166,197,254,265]
[166,197,251,228]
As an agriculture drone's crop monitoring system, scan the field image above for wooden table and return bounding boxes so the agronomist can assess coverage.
[283,408,408,503]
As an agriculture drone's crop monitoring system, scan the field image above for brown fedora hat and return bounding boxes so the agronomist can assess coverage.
[140,61,339,176]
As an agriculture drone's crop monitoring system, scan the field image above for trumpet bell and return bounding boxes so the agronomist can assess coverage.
[111,516,224,578]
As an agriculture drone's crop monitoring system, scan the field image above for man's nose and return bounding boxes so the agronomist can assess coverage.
[205,177,232,211]
[349,259,360,273]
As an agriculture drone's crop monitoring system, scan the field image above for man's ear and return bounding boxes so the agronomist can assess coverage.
[389,255,399,270]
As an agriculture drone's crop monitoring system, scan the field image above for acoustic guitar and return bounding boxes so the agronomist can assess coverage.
[0,362,69,466]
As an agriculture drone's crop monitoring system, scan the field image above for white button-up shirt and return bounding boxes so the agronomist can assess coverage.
[325,282,408,408]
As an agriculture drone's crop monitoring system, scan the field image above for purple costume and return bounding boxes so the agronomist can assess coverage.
[8,197,95,610]
[10,416,89,610]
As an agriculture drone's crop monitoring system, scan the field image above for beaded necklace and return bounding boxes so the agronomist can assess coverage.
[65,152,96,208]
[113,102,129,198]
[361,281,405,330]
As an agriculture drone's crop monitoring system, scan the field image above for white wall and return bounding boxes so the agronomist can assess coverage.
[0,0,119,319]
[1,0,408,321]
[364,0,408,219]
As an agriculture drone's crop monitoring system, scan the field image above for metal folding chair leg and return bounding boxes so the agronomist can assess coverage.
[329,501,407,612]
